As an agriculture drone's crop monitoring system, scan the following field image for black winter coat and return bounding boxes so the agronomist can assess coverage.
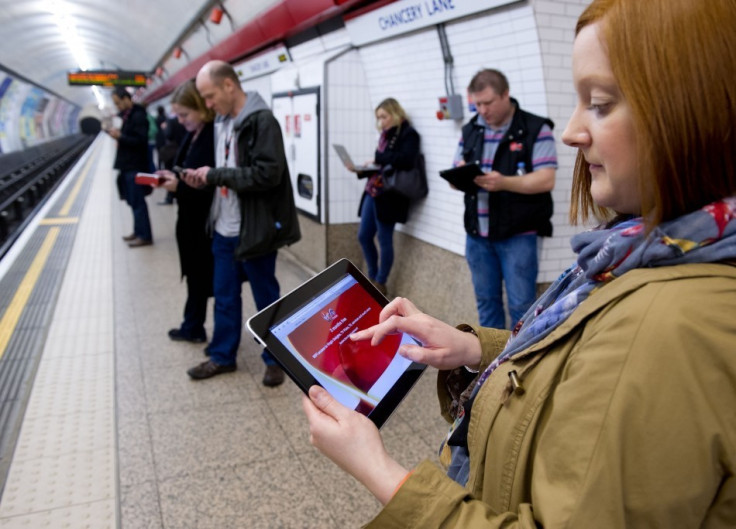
[358,122,420,225]
[206,109,301,260]
[174,122,215,283]
[113,104,149,172]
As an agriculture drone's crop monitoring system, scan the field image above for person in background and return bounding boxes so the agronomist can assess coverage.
[302,0,736,526]
[144,104,158,173]
[183,60,301,385]
[157,114,187,205]
[156,80,215,345]
[350,98,420,296]
[107,86,153,247]
[454,69,557,329]
[154,105,167,151]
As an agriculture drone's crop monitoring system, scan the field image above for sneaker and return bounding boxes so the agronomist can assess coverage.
[168,328,206,343]
[187,360,236,380]
[262,365,285,387]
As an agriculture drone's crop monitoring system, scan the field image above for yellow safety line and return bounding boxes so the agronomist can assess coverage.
[38,217,79,225]
[0,227,60,360]
[59,152,95,216]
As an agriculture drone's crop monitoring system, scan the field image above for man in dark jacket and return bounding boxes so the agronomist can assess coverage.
[453,69,557,329]
[107,87,153,247]
[185,60,301,385]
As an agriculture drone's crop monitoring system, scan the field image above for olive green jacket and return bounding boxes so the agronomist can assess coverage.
[367,263,736,528]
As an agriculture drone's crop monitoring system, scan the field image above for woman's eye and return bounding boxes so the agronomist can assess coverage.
[588,103,612,115]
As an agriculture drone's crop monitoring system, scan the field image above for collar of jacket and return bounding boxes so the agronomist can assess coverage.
[510,262,736,365]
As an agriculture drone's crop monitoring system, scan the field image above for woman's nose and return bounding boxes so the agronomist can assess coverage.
[562,109,589,148]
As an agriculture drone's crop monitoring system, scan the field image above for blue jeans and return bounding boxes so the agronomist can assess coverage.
[123,170,152,241]
[208,233,280,367]
[465,233,539,329]
[358,194,395,284]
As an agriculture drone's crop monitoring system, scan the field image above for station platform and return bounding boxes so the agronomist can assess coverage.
[0,135,446,528]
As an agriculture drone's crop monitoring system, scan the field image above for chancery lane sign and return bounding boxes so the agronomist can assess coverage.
[345,0,520,46]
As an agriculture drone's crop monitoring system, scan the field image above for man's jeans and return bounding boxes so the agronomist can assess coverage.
[465,233,538,329]
[123,170,152,241]
[208,232,279,367]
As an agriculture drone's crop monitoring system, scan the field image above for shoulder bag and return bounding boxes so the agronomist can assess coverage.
[382,152,428,200]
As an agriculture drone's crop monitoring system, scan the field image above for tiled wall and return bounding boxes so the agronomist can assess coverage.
[325,50,375,225]
[531,0,590,279]
[257,0,591,283]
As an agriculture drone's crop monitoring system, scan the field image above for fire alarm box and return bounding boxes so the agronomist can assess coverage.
[437,94,463,120]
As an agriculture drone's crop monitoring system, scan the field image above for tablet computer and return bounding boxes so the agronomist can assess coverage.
[439,163,483,193]
[246,259,426,428]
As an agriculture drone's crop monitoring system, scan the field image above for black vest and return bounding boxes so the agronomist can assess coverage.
[461,99,554,239]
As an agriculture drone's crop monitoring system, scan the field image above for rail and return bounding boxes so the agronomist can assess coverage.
[0,134,94,258]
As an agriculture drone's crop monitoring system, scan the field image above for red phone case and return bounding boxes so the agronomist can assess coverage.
[134,173,163,186]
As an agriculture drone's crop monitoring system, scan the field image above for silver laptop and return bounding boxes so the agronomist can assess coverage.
[332,144,380,172]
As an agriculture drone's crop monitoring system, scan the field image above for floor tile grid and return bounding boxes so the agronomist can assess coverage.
[0,138,117,528]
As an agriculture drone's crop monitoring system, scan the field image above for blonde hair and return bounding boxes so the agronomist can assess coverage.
[375,98,407,131]
[570,0,736,227]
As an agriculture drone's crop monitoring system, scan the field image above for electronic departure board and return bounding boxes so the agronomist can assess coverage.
[67,70,149,87]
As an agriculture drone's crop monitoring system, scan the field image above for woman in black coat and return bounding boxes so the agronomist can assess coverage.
[157,80,216,343]
[354,98,420,295]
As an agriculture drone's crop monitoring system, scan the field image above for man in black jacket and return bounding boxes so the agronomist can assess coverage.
[107,87,153,247]
[184,60,301,385]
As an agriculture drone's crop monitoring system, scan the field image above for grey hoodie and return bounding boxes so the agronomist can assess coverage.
[211,91,271,236]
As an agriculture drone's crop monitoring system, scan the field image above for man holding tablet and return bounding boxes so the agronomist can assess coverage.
[453,69,557,330]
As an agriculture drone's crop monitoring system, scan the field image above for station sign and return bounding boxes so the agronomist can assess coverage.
[233,45,291,82]
[67,70,149,87]
[345,0,519,46]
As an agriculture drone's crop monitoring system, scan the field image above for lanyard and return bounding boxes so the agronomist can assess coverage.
[224,130,233,163]
[221,129,233,197]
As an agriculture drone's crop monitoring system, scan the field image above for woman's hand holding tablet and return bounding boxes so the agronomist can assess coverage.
[246,259,426,429]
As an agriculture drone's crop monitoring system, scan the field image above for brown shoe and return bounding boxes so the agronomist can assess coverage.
[122,233,137,241]
[127,238,153,248]
[187,360,236,380]
[262,365,285,387]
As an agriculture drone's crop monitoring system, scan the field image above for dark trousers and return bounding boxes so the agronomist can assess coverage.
[122,170,152,241]
[179,273,210,339]
[208,233,279,367]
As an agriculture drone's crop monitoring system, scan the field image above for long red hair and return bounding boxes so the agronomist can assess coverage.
[570,0,736,227]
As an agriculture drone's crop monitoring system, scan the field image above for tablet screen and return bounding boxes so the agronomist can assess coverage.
[247,259,425,427]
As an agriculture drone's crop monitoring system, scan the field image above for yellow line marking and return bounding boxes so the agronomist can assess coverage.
[39,217,79,225]
[59,152,95,216]
[0,227,60,360]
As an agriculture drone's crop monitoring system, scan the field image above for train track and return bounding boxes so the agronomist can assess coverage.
[0,134,93,259]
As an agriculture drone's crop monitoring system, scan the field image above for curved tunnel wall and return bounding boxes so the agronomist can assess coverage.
[0,69,81,155]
